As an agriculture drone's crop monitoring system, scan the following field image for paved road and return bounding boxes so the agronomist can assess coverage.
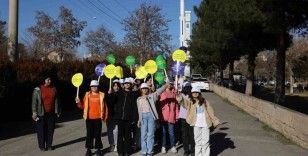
[1,92,308,156]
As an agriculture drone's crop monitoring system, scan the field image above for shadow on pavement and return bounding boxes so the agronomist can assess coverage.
[210,132,236,156]
[54,136,86,149]
[53,131,108,150]
[0,110,83,141]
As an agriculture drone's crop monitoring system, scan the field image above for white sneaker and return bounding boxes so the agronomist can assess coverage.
[161,147,167,153]
[113,145,117,152]
[171,146,177,153]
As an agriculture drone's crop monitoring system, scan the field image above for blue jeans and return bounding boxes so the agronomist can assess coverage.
[141,112,155,154]
[161,122,175,148]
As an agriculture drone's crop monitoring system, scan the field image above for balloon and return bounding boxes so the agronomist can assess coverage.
[106,54,116,64]
[115,66,124,78]
[171,61,185,76]
[71,73,83,87]
[156,54,165,61]
[155,71,165,85]
[95,63,106,77]
[144,60,158,74]
[125,55,136,66]
[172,49,187,62]
[135,66,148,79]
[104,64,116,79]
[156,56,167,69]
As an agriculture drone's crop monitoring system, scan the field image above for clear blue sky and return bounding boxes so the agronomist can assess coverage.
[0,0,202,57]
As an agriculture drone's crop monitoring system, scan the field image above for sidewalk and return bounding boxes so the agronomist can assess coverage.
[0,92,307,156]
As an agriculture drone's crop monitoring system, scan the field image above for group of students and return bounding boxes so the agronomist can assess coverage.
[32,75,220,156]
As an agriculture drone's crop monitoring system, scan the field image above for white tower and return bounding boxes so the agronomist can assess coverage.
[179,0,191,47]
[179,0,192,78]
[179,0,185,46]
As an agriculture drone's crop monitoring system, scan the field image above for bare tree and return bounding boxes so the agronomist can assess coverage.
[122,3,171,64]
[286,37,308,94]
[28,6,86,60]
[83,25,116,56]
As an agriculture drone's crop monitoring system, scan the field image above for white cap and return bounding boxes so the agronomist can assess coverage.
[140,83,149,89]
[128,77,135,83]
[124,78,133,84]
[113,79,120,83]
[119,79,124,84]
[90,80,99,87]
[191,87,201,93]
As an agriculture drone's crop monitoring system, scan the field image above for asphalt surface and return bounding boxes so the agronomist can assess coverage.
[0,92,308,156]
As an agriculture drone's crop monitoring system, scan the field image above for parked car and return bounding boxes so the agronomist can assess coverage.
[192,77,210,91]
[191,74,203,79]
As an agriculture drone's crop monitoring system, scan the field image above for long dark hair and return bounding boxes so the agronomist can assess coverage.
[182,86,192,96]
[189,93,206,106]
[112,82,121,91]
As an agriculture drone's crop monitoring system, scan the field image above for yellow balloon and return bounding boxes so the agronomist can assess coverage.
[71,73,83,87]
[172,49,187,62]
[104,64,116,79]
[135,66,148,79]
[115,66,124,78]
[144,60,158,74]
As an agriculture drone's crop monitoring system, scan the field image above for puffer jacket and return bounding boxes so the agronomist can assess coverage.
[159,89,179,124]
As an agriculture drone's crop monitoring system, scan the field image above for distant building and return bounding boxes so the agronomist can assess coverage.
[46,50,63,63]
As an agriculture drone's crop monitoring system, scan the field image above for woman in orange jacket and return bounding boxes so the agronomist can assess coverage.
[75,80,108,156]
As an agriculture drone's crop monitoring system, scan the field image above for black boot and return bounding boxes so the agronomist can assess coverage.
[96,149,103,156]
[108,145,115,152]
[85,149,92,156]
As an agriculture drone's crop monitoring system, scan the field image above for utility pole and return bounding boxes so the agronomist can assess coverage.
[179,0,192,79]
[179,0,185,47]
[7,0,19,62]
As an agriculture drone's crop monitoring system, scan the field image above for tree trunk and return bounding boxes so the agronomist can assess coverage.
[245,52,256,95]
[289,65,294,95]
[275,33,286,104]
[229,60,234,88]
[290,71,294,94]
[139,50,143,65]
[219,64,224,86]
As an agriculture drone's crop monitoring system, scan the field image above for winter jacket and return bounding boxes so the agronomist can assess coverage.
[106,91,119,117]
[114,90,139,122]
[159,89,179,124]
[32,86,60,116]
[77,91,108,121]
[177,96,220,128]
[137,85,166,122]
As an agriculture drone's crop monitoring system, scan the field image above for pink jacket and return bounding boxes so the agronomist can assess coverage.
[159,89,179,124]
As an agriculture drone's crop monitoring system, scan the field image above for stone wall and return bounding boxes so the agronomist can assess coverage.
[210,83,308,149]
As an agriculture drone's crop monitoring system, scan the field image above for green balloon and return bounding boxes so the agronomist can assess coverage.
[156,54,165,61]
[125,55,136,66]
[155,71,165,84]
[106,54,116,64]
[156,55,167,69]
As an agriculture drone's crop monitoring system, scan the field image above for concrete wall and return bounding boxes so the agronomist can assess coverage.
[210,83,308,149]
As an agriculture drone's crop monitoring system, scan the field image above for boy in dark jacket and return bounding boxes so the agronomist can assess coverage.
[106,79,121,152]
[114,78,139,156]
